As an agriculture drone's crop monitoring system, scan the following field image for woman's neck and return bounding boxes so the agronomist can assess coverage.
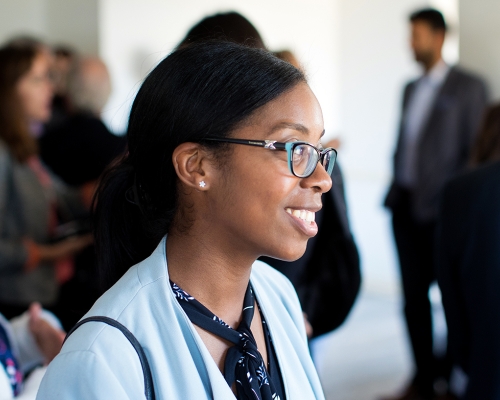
[165,232,255,328]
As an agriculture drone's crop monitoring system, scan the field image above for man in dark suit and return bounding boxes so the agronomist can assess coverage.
[437,161,500,400]
[383,8,487,400]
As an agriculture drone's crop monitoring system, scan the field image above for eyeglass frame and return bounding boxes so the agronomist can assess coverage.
[203,137,337,178]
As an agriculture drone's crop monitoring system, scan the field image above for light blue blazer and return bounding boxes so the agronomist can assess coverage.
[36,237,325,399]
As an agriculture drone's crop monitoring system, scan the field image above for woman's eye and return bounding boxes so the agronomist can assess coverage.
[294,146,305,155]
[293,146,305,162]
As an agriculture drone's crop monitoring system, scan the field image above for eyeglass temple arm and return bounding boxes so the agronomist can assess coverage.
[204,138,286,150]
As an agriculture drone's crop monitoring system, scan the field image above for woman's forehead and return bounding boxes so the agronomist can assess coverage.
[238,83,324,141]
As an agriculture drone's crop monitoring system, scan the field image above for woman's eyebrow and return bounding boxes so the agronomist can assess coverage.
[267,122,325,138]
[267,122,308,136]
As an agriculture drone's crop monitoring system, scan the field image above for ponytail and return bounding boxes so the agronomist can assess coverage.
[93,156,165,292]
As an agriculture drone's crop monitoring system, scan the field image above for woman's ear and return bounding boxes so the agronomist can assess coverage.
[172,142,213,190]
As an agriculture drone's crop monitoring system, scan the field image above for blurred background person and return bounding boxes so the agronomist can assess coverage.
[45,45,76,131]
[39,56,126,329]
[383,8,487,400]
[273,49,303,71]
[180,11,360,340]
[437,103,500,400]
[0,43,91,320]
[2,37,53,141]
[0,303,65,399]
[178,11,265,49]
[40,56,125,193]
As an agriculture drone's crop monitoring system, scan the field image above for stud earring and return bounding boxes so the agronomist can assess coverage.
[199,181,206,188]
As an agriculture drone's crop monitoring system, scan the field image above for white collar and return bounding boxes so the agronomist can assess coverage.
[424,59,450,86]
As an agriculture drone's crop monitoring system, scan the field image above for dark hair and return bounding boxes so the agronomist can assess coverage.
[3,35,45,50]
[0,44,39,162]
[94,41,305,290]
[470,104,500,166]
[410,8,447,32]
[178,12,266,49]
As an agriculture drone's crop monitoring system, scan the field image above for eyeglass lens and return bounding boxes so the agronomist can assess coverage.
[292,144,335,177]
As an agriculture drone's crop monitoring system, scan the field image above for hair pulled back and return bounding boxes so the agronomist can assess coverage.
[94,41,305,290]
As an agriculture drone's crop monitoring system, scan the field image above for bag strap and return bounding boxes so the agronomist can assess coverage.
[64,316,156,400]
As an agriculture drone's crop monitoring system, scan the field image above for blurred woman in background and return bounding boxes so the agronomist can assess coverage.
[0,43,91,319]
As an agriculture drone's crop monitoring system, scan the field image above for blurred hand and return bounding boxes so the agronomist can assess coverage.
[28,303,65,364]
[80,180,98,210]
[38,234,93,262]
[303,312,313,338]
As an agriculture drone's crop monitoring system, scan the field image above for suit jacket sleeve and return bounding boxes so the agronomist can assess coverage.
[384,81,414,209]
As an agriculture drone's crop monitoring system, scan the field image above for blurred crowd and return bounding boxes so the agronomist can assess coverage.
[0,35,126,399]
[0,7,498,400]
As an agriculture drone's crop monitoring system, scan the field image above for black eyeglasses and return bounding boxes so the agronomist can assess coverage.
[204,138,337,178]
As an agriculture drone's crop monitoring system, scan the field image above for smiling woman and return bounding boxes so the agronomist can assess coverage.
[37,41,329,400]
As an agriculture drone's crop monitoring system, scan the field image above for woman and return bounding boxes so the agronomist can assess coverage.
[37,41,334,399]
[0,44,91,318]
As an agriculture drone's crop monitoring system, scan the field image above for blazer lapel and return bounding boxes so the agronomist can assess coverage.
[418,67,458,145]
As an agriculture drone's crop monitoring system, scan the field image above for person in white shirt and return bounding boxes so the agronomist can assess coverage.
[0,303,64,400]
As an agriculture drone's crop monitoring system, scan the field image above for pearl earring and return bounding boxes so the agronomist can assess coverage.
[199,181,206,188]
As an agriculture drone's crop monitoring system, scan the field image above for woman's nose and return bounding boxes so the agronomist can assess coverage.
[301,161,333,193]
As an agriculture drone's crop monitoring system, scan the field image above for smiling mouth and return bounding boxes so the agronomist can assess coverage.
[285,208,315,223]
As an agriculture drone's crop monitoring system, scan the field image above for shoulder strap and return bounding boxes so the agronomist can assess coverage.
[65,316,156,400]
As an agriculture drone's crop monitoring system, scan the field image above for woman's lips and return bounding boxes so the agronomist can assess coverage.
[285,208,318,237]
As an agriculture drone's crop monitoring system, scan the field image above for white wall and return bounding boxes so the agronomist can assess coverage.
[0,0,98,54]
[459,0,500,101]
[98,0,341,136]
[0,0,46,44]
[45,0,99,55]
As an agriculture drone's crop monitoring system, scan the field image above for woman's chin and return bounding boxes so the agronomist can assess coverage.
[265,243,309,262]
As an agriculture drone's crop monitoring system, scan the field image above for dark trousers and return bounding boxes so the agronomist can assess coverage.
[392,191,449,396]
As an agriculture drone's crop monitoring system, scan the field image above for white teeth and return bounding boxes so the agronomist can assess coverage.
[286,208,315,223]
